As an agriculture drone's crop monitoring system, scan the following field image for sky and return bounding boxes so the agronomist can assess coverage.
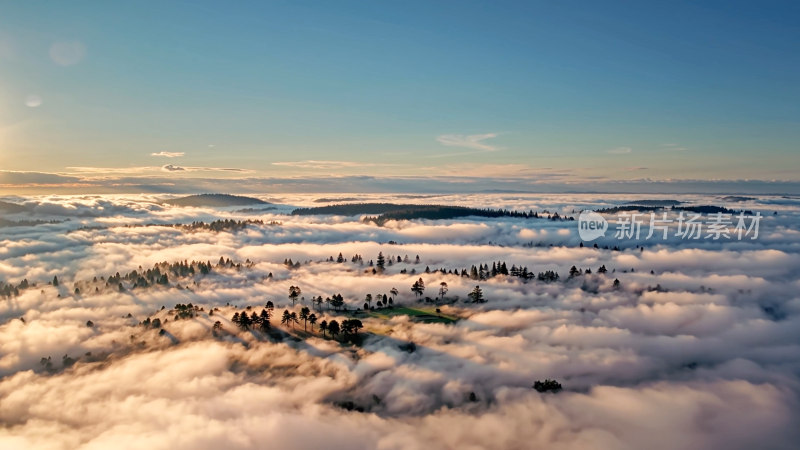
[1,0,799,190]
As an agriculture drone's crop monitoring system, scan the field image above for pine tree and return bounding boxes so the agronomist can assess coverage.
[376,252,385,272]
[468,285,485,303]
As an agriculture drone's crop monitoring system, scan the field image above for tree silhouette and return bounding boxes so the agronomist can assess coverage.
[319,320,328,338]
[439,282,448,300]
[299,307,310,331]
[328,320,340,340]
[259,309,270,332]
[237,311,252,330]
[533,379,562,393]
[365,294,372,309]
[309,313,317,331]
[342,319,363,338]
[390,287,399,297]
[52,276,59,287]
[331,294,344,311]
[266,300,274,312]
[341,319,353,336]
[411,278,425,297]
[281,310,292,327]
[468,285,485,303]
[289,311,298,329]
[289,285,301,306]
[376,252,385,272]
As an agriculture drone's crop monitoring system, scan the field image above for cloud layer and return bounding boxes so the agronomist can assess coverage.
[0,193,799,449]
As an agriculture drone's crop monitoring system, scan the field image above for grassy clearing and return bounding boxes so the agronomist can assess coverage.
[362,306,458,324]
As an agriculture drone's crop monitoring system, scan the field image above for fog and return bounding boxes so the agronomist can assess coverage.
[1,193,798,449]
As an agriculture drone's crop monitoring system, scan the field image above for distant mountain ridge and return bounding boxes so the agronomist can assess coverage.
[161,194,268,207]
[0,200,28,214]
[291,203,574,225]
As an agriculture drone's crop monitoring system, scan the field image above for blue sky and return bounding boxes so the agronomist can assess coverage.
[1,0,798,185]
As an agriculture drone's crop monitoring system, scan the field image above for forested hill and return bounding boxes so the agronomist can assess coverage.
[161,194,268,207]
[291,203,573,225]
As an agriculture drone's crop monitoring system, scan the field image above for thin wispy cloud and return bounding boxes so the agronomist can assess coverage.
[67,166,161,174]
[151,152,185,158]
[436,133,500,152]
[160,165,251,173]
[608,147,633,154]
[271,160,391,170]
[662,143,688,151]
[65,166,251,175]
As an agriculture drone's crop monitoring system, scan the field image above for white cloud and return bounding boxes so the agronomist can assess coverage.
[0,193,799,448]
[436,133,500,152]
[151,152,185,158]
[608,147,633,154]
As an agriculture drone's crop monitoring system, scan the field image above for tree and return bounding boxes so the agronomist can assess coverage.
[376,252,385,272]
[319,320,328,338]
[309,313,317,331]
[390,287,399,297]
[266,300,274,312]
[344,319,363,337]
[468,285,485,303]
[411,278,425,297]
[237,311,252,330]
[341,319,353,336]
[365,294,372,309]
[281,310,292,327]
[328,320,340,339]
[337,252,344,263]
[439,282,448,300]
[289,285,301,305]
[289,311,298,329]
[331,294,344,311]
[533,379,562,393]
[212,321,222,333]
[613,278,621,288]
[299,307,310,331]
[259,309,270,332]
[52,276,59,287]
[569,265,580,277]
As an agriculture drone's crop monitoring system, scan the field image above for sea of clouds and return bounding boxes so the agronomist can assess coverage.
[0,193,799,449]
